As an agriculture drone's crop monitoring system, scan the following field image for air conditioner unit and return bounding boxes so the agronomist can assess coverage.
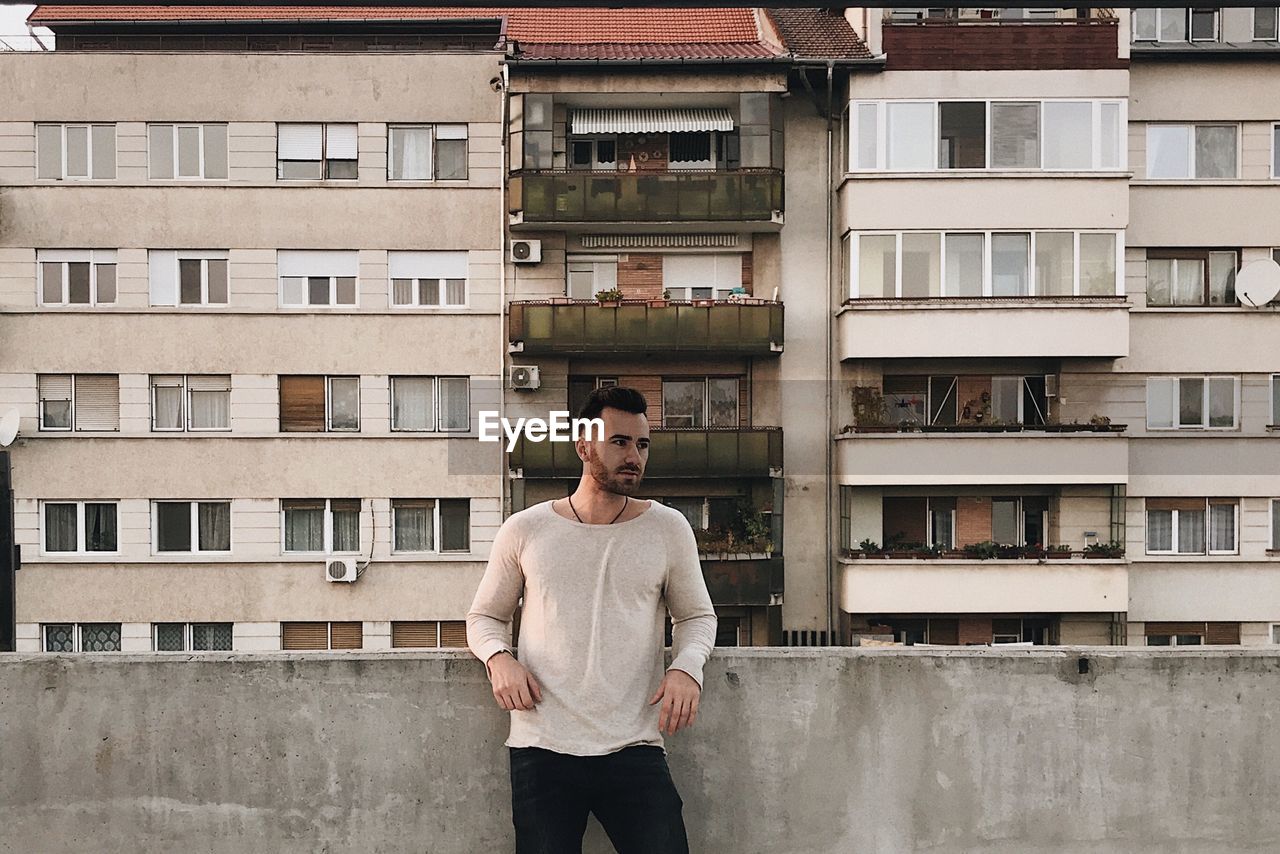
[325,557,358,583]
[509,364,541,391]
[1045,374,1059,398]
[510,239,542,264]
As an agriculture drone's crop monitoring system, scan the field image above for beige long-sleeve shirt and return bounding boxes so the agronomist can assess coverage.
[466,499,717,756]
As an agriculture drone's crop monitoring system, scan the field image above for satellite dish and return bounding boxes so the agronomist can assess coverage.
[1235,258,1280,308]
[0,409,18,448]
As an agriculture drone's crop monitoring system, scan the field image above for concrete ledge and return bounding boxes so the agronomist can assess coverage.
[3,649,1279,853]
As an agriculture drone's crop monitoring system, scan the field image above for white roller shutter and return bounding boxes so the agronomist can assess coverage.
[148,250,177,306]
[278,124,323,160]
[278,250,359,278]
[39,374,72,402]
[387,251,469,280]
[324,124,358,159]
[436,124,468,140]
[74,375,120,431]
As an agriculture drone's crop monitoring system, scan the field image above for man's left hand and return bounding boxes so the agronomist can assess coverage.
[648,669,701,736]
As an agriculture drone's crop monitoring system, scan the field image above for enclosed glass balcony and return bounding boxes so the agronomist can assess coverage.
[508,427,783,479]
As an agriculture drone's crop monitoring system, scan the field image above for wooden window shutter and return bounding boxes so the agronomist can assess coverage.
[1145,498,1207,512]
[279,375,326,432]
[928,618,959,645]
[282,621,328,650]
[1144,622,1206,637]
[73,375,120,431]
[330,621,363,650]
[1205,622,1241,645]
[391,621,439,648]
[439,620,468,648]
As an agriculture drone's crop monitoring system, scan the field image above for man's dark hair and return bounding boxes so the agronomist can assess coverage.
[577,386,647,422]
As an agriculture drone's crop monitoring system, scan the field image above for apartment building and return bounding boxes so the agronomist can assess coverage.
[1,8,510,652]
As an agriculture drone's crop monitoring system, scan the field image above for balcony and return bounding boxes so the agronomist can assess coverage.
[701,555,783,607]
[840,557,1128,614]
[508,299,784,357]
[837,297,1130,360]
[835,428,1128,486]
[508,427,782,479]
[881,12,1123,71]
[507,169,784,229]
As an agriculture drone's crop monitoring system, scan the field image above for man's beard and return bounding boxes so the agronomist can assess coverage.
[587,451,642,495]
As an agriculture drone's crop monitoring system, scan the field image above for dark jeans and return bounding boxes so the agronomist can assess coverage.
[509,745,690,854]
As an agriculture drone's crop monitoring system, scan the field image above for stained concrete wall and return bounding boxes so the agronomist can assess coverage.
[2,649,1278,854]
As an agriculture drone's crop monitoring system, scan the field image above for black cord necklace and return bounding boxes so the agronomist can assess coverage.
[567,494,628,525]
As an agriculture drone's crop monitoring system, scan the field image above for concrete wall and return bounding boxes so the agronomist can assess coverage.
[2,650,1279,854]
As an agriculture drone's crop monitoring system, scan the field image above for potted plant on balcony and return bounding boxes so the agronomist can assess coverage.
[853,538,881,558]
[1045,544,1073,559]
[648,289,671,309]
[594,287,624,307]
[849,386,896,433]
[1084,540,1125,558]
[962,540,1001,561]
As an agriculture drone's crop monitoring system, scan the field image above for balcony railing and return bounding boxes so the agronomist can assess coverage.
[508,168,784,224]
[508,427,783,479]
[701,555,783,606]
[508,299,784,356]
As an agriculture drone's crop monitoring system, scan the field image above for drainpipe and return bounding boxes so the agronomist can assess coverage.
[498,60,511,517]
[822,60,837,645]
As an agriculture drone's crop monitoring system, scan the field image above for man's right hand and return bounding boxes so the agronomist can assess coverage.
[487,651,543,711]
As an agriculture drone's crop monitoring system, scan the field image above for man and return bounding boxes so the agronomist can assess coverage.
[467,386,717,854]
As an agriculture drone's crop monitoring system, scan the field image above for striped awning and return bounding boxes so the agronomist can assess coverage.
[570,108,735,135]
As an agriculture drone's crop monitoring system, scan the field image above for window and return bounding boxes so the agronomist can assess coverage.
[1146,622,1240,646]
[154,623,233,651]
[662,255,744,300]
[1272,374,1280,426]
[389,251,468,308]
[568,136,618,170]
[662,378,740,428]
[886,375,1049,427]
[42,501,118,553]
[43,623,122,652]
[1134,8,1220,42]
[852,100,1124,172]
[1272,499,1280,551]
[1146,250,1237,306]
[36,123,116,180]
[1146,125,1238,179]
[1145,633,1203,647]
[1274,124,1280,178]
[150,375,231,431]
[388,123,468,181]
[38,250,117,306]
[277,123,357,179]
[153,501,232,553]
[148,124,228,179]
[1145,499,1238,555]
[278,376,359,432]
[391,620,468,648]
[670,131,717,170]
[852,231,1120,299]
[390,376,469,432]
[1256,7,1280,40]
[1146,376,1238,429]
[148,251,229,306]
[566,255,618,300]
[282,499,361,553]
[281,621,363,650]
[391,498,471,553]
[278,250,358,307]
[37,374,119,432]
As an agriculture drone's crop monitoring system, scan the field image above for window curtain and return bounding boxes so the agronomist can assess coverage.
[189,389,229,430]
[284,504,324,551]
[1146,509,1173,551]
[393,502,432,551]
[45,503,78,551]
[392,127,432,180]
[1177,509,1206,553]
[154,383,183,429]
[439,378,470,430]
[199,502,231,551]
[393,378,434,431]
[85,503,117,552]
[1208,504,1236,552]
[331,501,361,552]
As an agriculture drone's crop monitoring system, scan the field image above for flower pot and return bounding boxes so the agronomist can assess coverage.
[597,300,620,308]
[648,299,669,308]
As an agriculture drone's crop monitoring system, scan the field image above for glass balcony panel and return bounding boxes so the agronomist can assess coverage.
[511,170,782,223]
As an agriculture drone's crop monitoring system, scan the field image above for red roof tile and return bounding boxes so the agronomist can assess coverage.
[28,6,508,23]
[765,8,873,59]
[515,42,780,61]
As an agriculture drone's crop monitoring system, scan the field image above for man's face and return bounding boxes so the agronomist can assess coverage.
[578,406,650,495]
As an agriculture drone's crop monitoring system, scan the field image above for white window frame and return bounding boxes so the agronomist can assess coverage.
[660,376,740,429]
[151,500,233,555]
[387,249,470,310]
[1144,499,1238,556]
[387,123,469,181]
[1271,374,1280,427]
[42,623,123,652]
[38,374,73,432]
[566,255,619,300]
[149,375,231,432]
[149,251,231,307]
[280,498,362,555]
[276,123,358,180]
[147,123,229,180]
[389,376,470,433]
[1271,498,1280,552]
[848,230,1124,300]
[849,99,1127,173]
[325,377,361,432]
[568,135,619,170]
[39,500,120,556]
[152,622,234,652]
[37,250,118,307]
[1145,633,1205,647]
[279,276,359,308]
[1133,8,1220,43]
[1188,7,1220,42]
[35,123,117,180]
[662,254,745,301]
[1272,123,1280,179]
[1271,623,1280,644]
[1145,376,1240,431]
[1255,7,1280,41]
[1145,123,1241,180]
[390,498,471,555]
